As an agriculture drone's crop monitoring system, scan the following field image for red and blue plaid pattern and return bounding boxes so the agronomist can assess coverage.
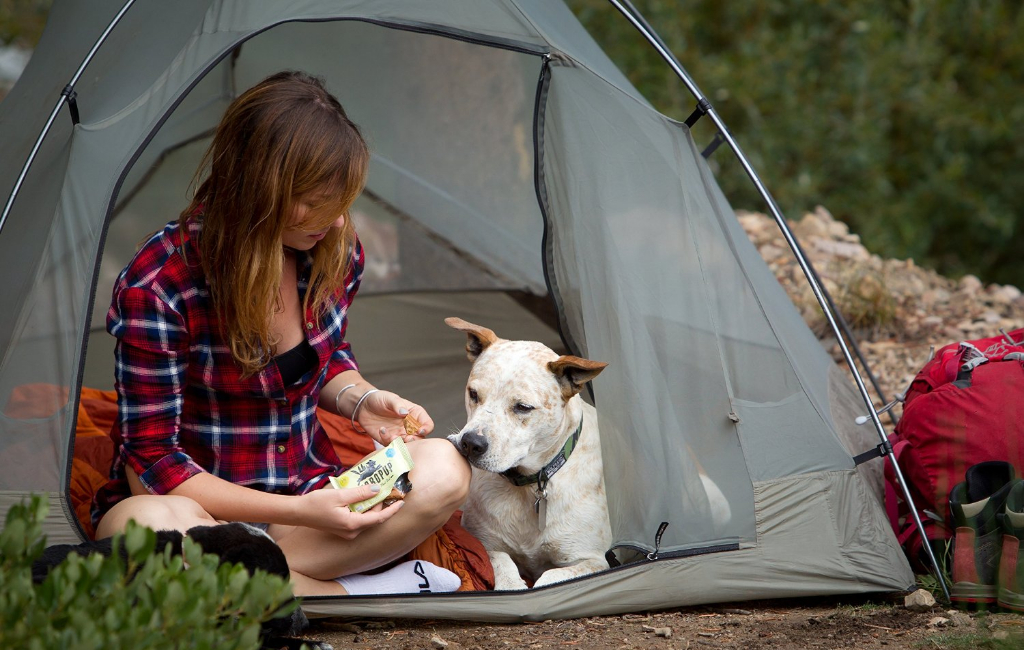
[92,217,362,524]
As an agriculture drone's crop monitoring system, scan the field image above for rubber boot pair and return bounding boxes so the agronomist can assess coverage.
[949,461,1024,609]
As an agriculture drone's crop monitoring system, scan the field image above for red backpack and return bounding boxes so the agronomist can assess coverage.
[885,328,1024,569]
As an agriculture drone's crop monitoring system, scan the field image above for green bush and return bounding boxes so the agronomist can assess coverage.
[568,0,1024,287]
[0,496,303,650]
[0,0,49,46]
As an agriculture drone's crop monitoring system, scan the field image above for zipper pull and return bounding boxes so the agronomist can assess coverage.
[647,522,670,561]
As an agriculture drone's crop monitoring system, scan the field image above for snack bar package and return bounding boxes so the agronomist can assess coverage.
[329,437,415,512]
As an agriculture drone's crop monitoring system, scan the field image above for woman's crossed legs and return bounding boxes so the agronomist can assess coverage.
[95,438,470,596]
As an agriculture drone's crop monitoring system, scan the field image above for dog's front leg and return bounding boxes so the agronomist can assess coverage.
[488,551,528,590]
[533,556,609,589]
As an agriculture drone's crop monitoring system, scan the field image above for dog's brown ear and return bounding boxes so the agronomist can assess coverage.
[445,317,500,361]
[548,356,608,399]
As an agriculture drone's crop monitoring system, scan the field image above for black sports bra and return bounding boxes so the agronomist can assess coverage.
[274,339,318,386]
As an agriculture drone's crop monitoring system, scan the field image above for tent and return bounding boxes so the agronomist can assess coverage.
[0,0,915,621]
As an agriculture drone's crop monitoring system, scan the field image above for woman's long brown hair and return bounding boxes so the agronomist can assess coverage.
[180,71,369,377]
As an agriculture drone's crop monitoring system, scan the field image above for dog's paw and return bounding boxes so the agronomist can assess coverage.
[488,551,529,590]
[494,573,529,590]
[533,567,580,588]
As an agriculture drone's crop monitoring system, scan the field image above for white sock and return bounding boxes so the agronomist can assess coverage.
[335,560,461,595]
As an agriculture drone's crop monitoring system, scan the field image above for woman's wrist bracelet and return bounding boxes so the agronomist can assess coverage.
[333,383,359,417]
[351,388,380,428]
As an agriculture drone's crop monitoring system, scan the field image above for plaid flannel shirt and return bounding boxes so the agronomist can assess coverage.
[93,217,363,523]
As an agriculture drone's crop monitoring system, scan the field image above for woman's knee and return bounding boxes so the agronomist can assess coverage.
[408,438,471,510]
[94,494,215,539]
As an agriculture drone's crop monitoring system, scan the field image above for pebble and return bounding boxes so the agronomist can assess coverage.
[904,589,936,612]
[431,635,449,649]
[990,285,1022,303]
[960,275,983,293]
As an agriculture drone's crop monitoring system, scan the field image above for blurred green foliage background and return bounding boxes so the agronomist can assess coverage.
[3,0,1023,285]
[0,0,46,46]
[569,0,1024,286]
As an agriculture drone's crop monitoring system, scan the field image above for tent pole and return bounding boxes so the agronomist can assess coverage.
[0,0,138,237]
[607,0,948,601]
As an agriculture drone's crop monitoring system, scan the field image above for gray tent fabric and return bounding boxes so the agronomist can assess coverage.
[0,0,914,620]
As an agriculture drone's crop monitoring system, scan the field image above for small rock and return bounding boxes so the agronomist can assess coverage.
[928,617,950,628]
[760,243,787,263]
[715,608,752,615]
[812,238,870,260]
[431,635,449,649]
[795,212,830,239]
[989,285,1022,304]
[943,326,965,340]
[654,627,672,638]
[920,288,950,308]
[993,630,1010,640]
[960,274,983,294]
[904,589,936,612]
[957,319,986,333]
[947,611,973,627]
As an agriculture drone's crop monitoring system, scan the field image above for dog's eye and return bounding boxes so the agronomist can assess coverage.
[468,388,479,403]
[513,402,534,415]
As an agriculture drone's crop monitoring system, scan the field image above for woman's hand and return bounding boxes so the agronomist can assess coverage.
[296,485,403,540]
[355,390,434,444]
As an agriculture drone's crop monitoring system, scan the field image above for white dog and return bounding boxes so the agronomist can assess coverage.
[445,317,612,589]
[445,318,734,590]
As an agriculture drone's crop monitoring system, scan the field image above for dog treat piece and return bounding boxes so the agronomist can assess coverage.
[329,438,415,512]
[403,414,423,437]
[382,472,413,507]
[381,487,405,508]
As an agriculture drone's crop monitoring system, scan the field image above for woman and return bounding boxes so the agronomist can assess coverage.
[92,71,471,596]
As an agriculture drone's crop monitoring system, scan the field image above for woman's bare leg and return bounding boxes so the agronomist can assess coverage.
[270,438,470,590]
[94,494,220,539]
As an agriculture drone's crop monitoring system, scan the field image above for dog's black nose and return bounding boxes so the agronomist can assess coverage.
[460,431,489,458]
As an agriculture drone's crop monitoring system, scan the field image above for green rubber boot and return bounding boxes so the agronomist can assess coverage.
[949,461,1018,607]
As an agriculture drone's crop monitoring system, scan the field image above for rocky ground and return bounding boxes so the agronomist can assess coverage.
[298,208,1024,650]
[739,206,1024,407]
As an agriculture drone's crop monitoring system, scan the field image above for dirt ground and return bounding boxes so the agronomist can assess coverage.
[299,594,1024,650]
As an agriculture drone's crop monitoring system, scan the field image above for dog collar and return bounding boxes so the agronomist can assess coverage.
[501,418,584,488]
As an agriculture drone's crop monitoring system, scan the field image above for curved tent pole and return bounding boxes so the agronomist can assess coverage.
[0,0,138,237]
[607,0,947,601]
